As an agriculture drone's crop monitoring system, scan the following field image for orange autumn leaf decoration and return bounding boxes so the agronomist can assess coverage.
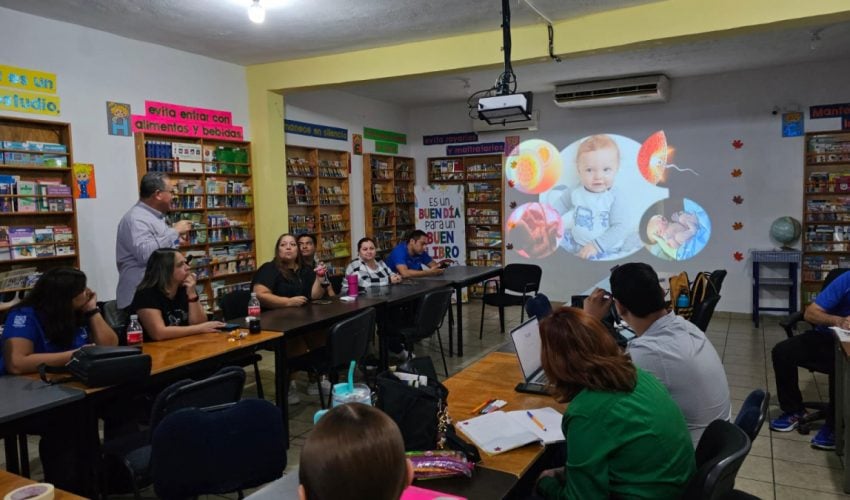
[732,222,743,230]
[731,169,742,177]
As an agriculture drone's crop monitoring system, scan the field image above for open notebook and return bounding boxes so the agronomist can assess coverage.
[456,407,564,455]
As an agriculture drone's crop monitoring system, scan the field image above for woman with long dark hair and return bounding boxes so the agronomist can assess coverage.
[252,233,327,309]
[132,248,224,340]
[535,307,695,499]
[1,267,117,374]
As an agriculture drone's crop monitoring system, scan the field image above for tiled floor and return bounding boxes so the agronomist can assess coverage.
[7,303,850,499]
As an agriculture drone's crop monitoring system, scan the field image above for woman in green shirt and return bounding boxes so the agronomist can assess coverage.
[535,307,696,499]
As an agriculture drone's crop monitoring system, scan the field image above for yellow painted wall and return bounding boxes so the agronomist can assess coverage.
[247,0,850,263]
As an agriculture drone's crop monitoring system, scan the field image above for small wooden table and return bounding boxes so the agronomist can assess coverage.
[0,470,84,499]
[443,352,565,478]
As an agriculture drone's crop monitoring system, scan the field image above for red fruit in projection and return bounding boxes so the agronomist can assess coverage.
[637,131,668,185]
[508,179,515,188]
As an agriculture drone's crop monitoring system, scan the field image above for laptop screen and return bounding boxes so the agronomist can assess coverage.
[510,317,542,381]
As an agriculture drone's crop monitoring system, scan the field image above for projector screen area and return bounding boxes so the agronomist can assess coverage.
[505,132,710,263]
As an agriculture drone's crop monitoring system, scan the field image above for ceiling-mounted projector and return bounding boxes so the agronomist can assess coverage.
[477,92,533,125]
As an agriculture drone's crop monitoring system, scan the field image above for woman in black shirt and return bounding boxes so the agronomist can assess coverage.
[252,233,327,310]
[132,248,224,340]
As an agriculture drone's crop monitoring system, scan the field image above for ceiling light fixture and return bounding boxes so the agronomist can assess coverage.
[248,0,266,23]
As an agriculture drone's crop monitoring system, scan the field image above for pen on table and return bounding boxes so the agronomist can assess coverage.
[471,398,495,415]
[527,410,547,432]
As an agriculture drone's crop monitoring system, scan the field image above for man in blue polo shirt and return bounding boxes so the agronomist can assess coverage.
[770,270,850,450]
[384,230,444,278]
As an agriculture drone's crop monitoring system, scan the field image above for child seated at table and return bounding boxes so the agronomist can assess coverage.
[299,403,413,500]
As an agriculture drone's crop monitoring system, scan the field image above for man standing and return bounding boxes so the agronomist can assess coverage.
[769,270,850,450]
[116,172,192,311]
[584,262,731,447]
[384,230,443,278]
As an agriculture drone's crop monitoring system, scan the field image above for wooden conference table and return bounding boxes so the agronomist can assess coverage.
[12,330,284,497]
[420,265,503,357]
[0,469,84,499]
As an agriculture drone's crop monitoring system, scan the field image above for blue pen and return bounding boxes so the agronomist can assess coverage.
[527,410,547,432]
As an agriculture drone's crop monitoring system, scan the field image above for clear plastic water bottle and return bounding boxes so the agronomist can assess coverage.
[126,314,143,347]
[247,292,261,317]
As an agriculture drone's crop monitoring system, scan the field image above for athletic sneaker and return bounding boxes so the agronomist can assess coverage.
[288,381,300,405]
[306,376,332,396]
[769,410,806,432]
[811,425,836,450]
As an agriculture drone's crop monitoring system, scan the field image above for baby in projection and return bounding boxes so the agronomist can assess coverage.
[557,135,630,260]
[645,201,710,261]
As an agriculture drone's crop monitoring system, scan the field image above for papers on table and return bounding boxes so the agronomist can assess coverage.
[831,326,850,342]
[456,407,564,455]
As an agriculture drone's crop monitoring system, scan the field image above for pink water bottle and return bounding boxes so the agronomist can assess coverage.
[347,275,359,297]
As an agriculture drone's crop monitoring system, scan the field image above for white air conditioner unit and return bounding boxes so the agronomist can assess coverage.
[472,110,539,132]
[553,75,670,108]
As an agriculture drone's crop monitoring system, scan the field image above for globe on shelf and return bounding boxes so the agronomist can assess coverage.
[769,216,801,249]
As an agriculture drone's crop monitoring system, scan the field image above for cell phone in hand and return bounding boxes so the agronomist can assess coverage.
[438,261,451,269]
[217,323,241,332]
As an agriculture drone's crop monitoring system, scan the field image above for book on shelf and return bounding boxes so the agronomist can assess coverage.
[16,180,37,213]
[456,407,564,455]
[0,226,9,261]
[9,226,35,260]
[0,175,15,212]
[0,267,38,291]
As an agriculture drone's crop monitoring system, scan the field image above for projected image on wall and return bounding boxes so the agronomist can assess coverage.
[505,131,705,263]
[641,198,712,261]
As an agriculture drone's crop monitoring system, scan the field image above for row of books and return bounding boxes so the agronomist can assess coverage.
[806,172,850,193]
[212,281,252,312]
[145,141,249,163]
[0,176,73,213]
[0,267,40,292]
[289,214,316,234]
[807,136,850,154]
[370,159,391,180]
[372,207,395,228]
[803,255,850,271]
[288,180,313,205]
[0,225,75,261]
[321,213,346,232]
[2,141,67,168]
[318,160,346,178]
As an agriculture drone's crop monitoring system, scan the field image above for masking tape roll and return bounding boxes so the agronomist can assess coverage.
[4,483,54,500]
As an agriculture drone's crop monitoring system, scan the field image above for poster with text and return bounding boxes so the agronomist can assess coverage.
[416,184,467,301]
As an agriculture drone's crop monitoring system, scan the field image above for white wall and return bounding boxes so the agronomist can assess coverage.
[284,90,411,254]
[0,7,249,299]
[408,59,850,314]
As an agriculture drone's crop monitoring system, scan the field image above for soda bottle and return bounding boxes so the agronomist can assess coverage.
[247,292,261,317]
[126,314,143,347]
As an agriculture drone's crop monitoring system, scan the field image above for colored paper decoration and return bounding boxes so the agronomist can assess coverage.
[731,169,742,177]
[733,195,743,205]
[733,251,744,261]
[732,222,743,230]
[732,139,744,149]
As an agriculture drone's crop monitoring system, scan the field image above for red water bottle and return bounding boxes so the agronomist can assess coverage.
[126,314,143,347]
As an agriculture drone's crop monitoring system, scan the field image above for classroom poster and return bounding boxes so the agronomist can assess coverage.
[416,184,467,301]
[72,163,97,199]
[106,101,132,136]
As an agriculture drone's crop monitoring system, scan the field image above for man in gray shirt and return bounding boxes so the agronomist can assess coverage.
[584,262,731,447]
[115,172,192,310]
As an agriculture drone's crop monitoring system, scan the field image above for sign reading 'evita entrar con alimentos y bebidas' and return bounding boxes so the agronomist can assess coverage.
[0,64,60,116]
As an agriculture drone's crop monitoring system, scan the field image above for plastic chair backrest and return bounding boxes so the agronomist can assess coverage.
[219,289,252,321]
[151,398,286,498]
[690,295,721,332]
[411,288,454,341]
[149,365,246,435]
[681,420,751,500]
[734,389,769,442]
[501,264,542,295]
[327,308,376,370]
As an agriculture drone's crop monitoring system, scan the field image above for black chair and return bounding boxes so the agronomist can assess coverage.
[101,366,246,499]
[680,420,752,500]
[778,267,850,433]
[219,289,265,399]
[735,389,769,442]
[524,292,552,319]
[151,398,285,499]
[294,308,377,408]
[386,288,454,377]
[690,295,721,332]
[479,263,542,338]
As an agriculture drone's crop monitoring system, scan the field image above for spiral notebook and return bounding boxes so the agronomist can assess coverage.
[456,407,564,455]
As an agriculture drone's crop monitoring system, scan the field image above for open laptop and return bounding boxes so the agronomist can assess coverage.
[510,317,550,395]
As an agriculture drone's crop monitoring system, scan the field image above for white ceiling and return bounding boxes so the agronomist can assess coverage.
[0,0,654,64]
[1,0,848,108]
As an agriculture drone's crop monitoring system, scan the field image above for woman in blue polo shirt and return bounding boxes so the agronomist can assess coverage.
[1,267,117,375]
[0,267,118,493]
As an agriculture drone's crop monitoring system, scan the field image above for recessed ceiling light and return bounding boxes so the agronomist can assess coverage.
[248,0,265,23]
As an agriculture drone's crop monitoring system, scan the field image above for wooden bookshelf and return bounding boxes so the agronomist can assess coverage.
[285,146,352,275]
[134,132,256,313]
[801,130,850,306]
[0,116,79,295]
[363,153,415,254]
[429,154,504,295]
